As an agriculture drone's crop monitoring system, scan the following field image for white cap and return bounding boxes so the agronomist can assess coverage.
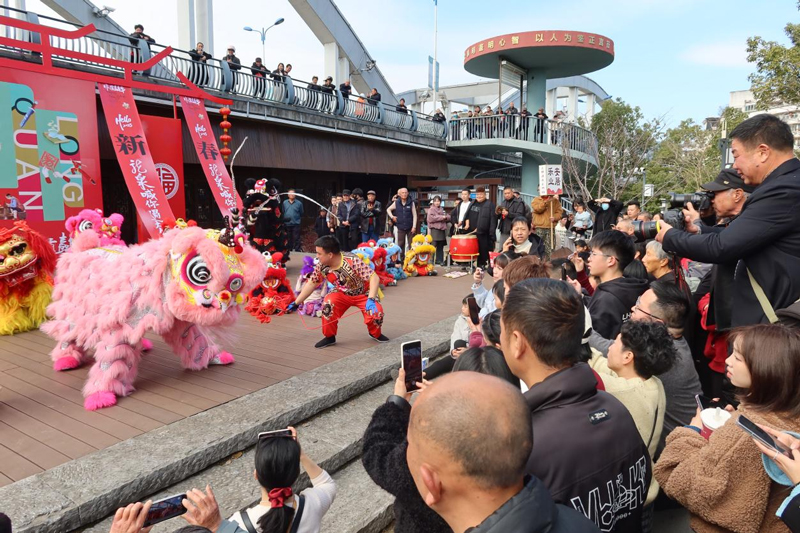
[227,45,235,52]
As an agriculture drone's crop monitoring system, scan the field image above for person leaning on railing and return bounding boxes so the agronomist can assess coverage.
[250,58,269,99]
[188,42,212,86]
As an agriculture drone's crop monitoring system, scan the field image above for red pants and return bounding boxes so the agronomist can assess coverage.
[321,292,384,338]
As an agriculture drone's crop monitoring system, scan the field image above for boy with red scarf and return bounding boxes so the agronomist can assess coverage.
[288,235,389,348]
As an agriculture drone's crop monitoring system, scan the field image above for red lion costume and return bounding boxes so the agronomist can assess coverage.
[372,247,396,287]
[245,252,296,323]
[0,222,57,335]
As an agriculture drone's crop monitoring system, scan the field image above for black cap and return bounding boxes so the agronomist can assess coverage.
[352,188,364,197]
[701,168,755,193]
[342,189,352,195]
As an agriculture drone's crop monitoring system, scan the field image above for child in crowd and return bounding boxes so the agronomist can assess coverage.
[571,202,593,238]
[574,239,590,262]
[450,294,472,352]
[314,207,331,238]
[474,254,509,318]
[555,216,569,249]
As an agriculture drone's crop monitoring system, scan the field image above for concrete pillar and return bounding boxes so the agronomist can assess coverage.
[522,68,547,195]
[324,41,339,82]
[177,0,195,52]
[545,89,557,118]
[521,153,540,197]
[567,87,578,122]
[338,56,349,85]
[585,93,596,124]
[195,0,213,56]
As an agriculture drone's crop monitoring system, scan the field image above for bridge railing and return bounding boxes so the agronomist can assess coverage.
[417,111,447,138]
[341,95,381,124]
[291,79,338,115]
[229,69,289,104]
[448,115,596,156]
[382,104,414,131]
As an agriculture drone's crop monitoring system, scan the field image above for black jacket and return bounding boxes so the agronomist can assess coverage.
[360,200,382,233]
[468,477,600,533]
[588,199,623,234]
[314,216,330,237]
[362,400,452,533]
[663,158,800,327]
[320,83,335,94]
[500,196,529,233]
[369,91,382,103]
[468,200,497,237]
[307,83,322,91]
[223,54,241,70]
[781,489,800,532]
[250,63,270,76]
[588,277,649,339]
[128,31,155,46]
[339,83,352,99]
[524,364,650,533]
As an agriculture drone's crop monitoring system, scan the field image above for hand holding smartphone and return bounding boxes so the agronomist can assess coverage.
[695,394,725,411]
[737,415,793,458]
[401,340,423,392]
[467,296,480,326]
[143,494,187,527]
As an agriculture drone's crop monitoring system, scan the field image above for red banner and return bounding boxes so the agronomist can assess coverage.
[99,84,175,238]
[180,96,241,216]
[139,114,185,241]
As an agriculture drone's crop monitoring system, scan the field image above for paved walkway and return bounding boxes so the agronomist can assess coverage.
[0,257,472,486]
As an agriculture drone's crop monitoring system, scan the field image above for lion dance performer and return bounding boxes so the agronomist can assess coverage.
[243,178,289,259]
[287,235,388,348]
[0,222,56,335]
[42,220,266,410]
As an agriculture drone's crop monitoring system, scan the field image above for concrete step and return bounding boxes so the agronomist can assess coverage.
[319,459,394,533]
[80,382,395,532]
[2,315,452,533]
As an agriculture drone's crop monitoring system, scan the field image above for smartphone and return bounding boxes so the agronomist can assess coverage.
[401,340,423,392]
[467,296,480,326]
[143,493,187,527]
[695,394,724,411]
[737,415,793,458]
[257,429,293,440]
[561,264,567,281]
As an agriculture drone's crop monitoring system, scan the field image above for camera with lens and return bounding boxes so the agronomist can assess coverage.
[632,209,685,242]
[668,191,714,212]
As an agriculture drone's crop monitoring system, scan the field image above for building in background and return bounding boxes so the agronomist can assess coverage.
[728,90,800,149]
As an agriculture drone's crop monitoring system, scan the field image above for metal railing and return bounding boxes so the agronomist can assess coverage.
[448,115,596,155]
[341,96,381,123]
[0,7,448,140]
[417,112,447,138]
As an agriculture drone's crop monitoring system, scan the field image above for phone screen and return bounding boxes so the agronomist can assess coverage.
[695,394,724,411]
[561,264,567,281]
[467,296,480,326]
[258,429,293,440]
[144,494,187,527]
[737,416,793,458]
[402,340,423,392]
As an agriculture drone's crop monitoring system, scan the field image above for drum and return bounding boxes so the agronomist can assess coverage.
[450,234,479,262]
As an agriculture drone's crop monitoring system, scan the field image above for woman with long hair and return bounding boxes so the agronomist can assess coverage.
[655,324,800,533]
[230,427,336,533]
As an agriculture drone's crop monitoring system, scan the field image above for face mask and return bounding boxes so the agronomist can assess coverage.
[601,203,609,211]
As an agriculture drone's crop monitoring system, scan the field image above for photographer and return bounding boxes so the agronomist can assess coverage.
[656,114,800,327]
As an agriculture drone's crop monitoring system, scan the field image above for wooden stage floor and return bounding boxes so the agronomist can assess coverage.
[0,260,473,487]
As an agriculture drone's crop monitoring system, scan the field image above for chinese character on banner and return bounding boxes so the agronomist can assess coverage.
[197,141,219,161]
[538,165,563,196]
[115,134,147,156]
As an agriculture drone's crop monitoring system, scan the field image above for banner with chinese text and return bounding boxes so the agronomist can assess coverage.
[140,114,185,241]
[180,96,241,216]
[99,84,175,238]
[538,165,563,196]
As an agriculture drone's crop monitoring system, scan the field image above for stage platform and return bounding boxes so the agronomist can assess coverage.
[0,257,472,487]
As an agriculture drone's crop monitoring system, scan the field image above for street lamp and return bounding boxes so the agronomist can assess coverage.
[244,17,284,63]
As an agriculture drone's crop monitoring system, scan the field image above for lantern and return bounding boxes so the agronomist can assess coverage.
[219,107,232,160]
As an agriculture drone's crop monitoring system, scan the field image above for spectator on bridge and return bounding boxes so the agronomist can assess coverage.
[531,194,562,256]
[426,195,450,265]
[271,63,286,82]
[188,42,212,86]
[339,79,352,99]
[396,98,409,114]
[307,76,321,91]
[229,427,337,533]
[250,57,269,99]
[321,76,334,93]
[360,190,382,243]
[285,64,293,76]
[386,188,417,259]
[500,277,650,532]
[655,324,800,533]
[520,106,532,140]
[405,372,599,533]
[533,108,548,142]
[467,188,496,269]
[368,88,381,104]
[283,189,304,253]
[223,46,241,91]
[306,76,322,109]
[128,24,155,62]
[433,109,446,123]
[588,196,623,233]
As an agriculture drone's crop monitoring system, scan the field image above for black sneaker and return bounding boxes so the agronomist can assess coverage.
[315,336,336,349]
[370,333,390,343]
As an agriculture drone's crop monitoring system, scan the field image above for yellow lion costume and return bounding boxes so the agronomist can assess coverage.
[403,234,437,277]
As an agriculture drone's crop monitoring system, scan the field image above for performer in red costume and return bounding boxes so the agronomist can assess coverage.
[287,235,389,348]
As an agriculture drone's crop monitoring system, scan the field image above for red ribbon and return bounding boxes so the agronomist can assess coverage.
[268,487,293,508]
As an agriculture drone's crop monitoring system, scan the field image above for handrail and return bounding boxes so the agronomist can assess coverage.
[416,111,447,138]
[448,115,596,155]
[291,78,339,115]
[341,95,381,124]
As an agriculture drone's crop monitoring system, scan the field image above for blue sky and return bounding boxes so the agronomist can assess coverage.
[28,0,798,126]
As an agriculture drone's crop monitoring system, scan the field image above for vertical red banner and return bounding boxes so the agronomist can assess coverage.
[179,96,241,216]
[99,84,175,238]
[141,115,186,219]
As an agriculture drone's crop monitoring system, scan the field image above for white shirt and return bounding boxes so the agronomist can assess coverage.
[229,470,337,533]
[458,201,471,223]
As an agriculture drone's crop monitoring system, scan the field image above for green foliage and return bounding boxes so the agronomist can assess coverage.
[718,106,749,132]
[746,2,800,107]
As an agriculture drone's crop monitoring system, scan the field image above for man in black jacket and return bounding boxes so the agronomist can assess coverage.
[501,278,651,533]
[223,45,241,91]
[349,188,364,246]
[467,188,496,269]
[339,79,352,99]
[360,190,382,242]
[656,114,800,327]
[587,230,649,339]
[368,88,381,104]
[406,372,600,533]
[588,197,623,233]
[498,187,528,246]
[336,189,356,250]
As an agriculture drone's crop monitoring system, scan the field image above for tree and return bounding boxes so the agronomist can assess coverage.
[559,98,664,204]
[718,106,749,132]
[746,1,800,107]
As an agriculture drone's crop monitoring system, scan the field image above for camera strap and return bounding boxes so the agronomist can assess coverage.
[747,268,779,324]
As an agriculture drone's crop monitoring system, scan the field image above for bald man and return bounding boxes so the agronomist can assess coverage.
[406,372,599,533]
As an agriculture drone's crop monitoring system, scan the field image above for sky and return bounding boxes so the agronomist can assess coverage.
[28,0,799,127]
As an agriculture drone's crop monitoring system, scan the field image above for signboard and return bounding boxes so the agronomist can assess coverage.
[180,96,241,216]
[99,83,175,238]
[427,56,440,92]
[0,68,103,255]
[538,165,563,196]
[644,184,654,198]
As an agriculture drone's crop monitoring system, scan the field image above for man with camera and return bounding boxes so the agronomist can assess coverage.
[655,114,800,327]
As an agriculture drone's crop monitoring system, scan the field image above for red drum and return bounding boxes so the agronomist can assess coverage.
[450,234,479,262]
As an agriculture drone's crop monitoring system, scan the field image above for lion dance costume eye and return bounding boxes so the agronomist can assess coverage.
[42,221,266,411]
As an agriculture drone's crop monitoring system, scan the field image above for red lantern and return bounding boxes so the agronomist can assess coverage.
[219,107,232,161]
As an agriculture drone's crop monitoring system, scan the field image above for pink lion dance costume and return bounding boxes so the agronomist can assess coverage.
[65,208,125,252]
[42,222,266,410]
[296,256,328,317]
